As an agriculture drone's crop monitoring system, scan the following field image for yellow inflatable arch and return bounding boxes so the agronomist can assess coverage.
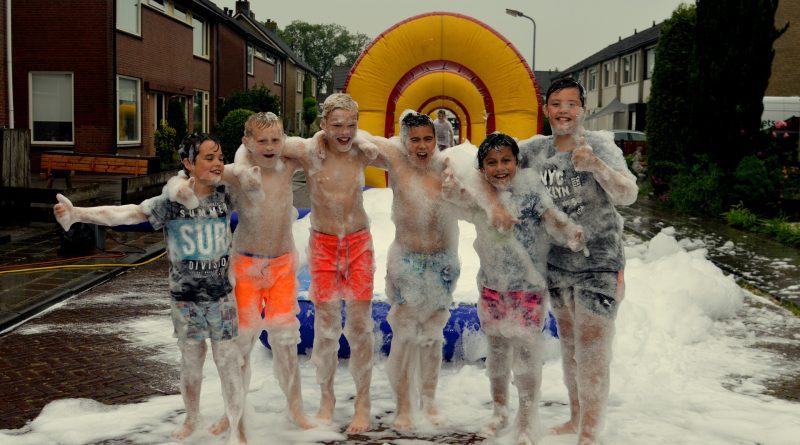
[345,12,542,186]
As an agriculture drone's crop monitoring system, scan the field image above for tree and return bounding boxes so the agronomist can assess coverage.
[219,84,280,122]
[687,0,787,172]
[302,97,318,137]
[217,109,254,162]
[645,3,696,195]
[278,21,370,92]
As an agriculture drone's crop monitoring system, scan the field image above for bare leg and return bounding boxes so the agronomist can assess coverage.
[512,337,544,445]
[549,289,580,436]
[310,300,342,424]
[173,339,207,440]
[574,300,615,445]
[269,324,314,429]
[386,304,416,431]
[419,309,449,426]
[210,333,255,436]
[480,335,511,437]
[212,340,246,445]
[343,299,374,433]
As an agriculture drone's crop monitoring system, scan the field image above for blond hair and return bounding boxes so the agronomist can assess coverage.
[321,93,359,120]
[243,112,282,137]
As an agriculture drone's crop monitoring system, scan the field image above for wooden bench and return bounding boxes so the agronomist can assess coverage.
[121,170,180,204]
[40,151,150,188]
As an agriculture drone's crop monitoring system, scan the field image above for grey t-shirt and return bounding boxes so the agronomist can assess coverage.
[433,119,453,147]
[473,170,552,292]
[143,186,234,302]
[518,131,628,272]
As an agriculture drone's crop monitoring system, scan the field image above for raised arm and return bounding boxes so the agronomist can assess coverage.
[54,194,147,232]
[571,136,638,206]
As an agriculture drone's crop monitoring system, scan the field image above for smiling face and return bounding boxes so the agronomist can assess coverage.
[543,86,586,136]
[321,108,358,153]
[405,125,437,169]
[183,139,224,190]
[243,124,284,168]
[480,145,518,190]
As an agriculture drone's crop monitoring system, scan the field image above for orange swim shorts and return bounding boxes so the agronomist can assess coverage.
[308,229,375,303]
[232,251,298,329]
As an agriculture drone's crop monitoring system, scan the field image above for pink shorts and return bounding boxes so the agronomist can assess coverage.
[308,229,375,302]
[480,287,544,329]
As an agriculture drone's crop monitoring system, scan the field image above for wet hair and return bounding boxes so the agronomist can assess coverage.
[477,132,519,169]
[545,78,586,107]
[178,132,221,175]
[399,109,435,142]
[321,93,358,120]
[244,112,282,137]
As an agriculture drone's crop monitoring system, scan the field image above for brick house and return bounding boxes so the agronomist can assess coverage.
[1,0,316,172]
[228,1,318,136]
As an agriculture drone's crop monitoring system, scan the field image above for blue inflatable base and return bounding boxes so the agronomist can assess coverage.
[259,299,558,362]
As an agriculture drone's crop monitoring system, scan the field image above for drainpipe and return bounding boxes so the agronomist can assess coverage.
[7,0,14,128]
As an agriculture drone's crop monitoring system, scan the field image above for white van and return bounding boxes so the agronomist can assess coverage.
[762,96,800,128]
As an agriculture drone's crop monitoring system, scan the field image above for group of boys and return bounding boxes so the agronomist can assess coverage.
[54,78,637,445]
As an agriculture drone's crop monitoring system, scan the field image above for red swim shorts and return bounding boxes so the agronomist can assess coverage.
[308,229,375,303]
[233,251,298,329]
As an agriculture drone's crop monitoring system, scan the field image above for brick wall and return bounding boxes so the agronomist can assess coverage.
[0,0,7,128]
[766,1,800,96]
[217,24,246,104]
[13,0,114,155]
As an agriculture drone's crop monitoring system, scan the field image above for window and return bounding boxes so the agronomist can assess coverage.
[645,48,656,80]
[116,0,140,35]
[30,72,74,144]
[588,68,597,91]
[148,0,166,11]
[247,45,254,75]
[622,53,638,84]
[173,3,187,21]
[274,59,282,84]
[192,15,208,57]
[603,62,615,87]
[297,71,304,93]
[117,76,141,144]
[193,90,209,133]
[153,92,165,131]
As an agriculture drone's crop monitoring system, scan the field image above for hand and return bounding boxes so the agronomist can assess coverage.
[311,130,327,160]
[566,225,586,252]
[238,165,266,202]
[358,138,379,160]
[440,159,465,200]
[571,137,599,172]
[54,193,76,231]
[166,174,199,209]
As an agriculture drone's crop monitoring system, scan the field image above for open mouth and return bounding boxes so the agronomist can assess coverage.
[263,153,275,159]
[416,151,429,160]
[336,137,351,145]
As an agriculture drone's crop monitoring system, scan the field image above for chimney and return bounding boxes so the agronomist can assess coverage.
[235,1,250,15]
[265,19,278,32]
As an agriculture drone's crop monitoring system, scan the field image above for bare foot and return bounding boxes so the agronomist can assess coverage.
[577,433,599,445]
[392,411,413,432]
[345,409,371,433]
[424,404,445,427]
[516,426,535,445]
[479,412,508,437]
[291,411,316,430]
[315,396,334,425]
[549,420,577,435]
[208,416,230,436]
[172,420,197,440]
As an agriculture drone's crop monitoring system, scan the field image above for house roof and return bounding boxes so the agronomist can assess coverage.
[533,70,562,96]
[230,8,318,76]
[332,66,350,91]
[561,23,661,74]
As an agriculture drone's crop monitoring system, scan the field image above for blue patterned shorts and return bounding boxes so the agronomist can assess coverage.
[171,294,239,342]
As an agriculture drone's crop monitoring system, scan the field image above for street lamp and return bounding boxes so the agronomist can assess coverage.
[506,8,536,71]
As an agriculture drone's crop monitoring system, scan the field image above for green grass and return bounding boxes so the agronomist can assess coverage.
[723,205,800,248]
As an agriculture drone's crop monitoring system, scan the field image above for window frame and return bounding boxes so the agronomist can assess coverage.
[297,71,304,93]
[117,75,142,145]
[29,71,75,145]
[116,0,141,35]
[622,53,638,84]
[274,59,282,84]
[193,90,210,133]
[247,45,254,75]
[191,14,208,58]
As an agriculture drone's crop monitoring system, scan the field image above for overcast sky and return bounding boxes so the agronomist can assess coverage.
[214,0,689,71]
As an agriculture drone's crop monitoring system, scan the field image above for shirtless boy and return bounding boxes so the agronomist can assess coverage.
[283,93,377,433]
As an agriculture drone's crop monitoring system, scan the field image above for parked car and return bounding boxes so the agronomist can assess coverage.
[611,129,647,154]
